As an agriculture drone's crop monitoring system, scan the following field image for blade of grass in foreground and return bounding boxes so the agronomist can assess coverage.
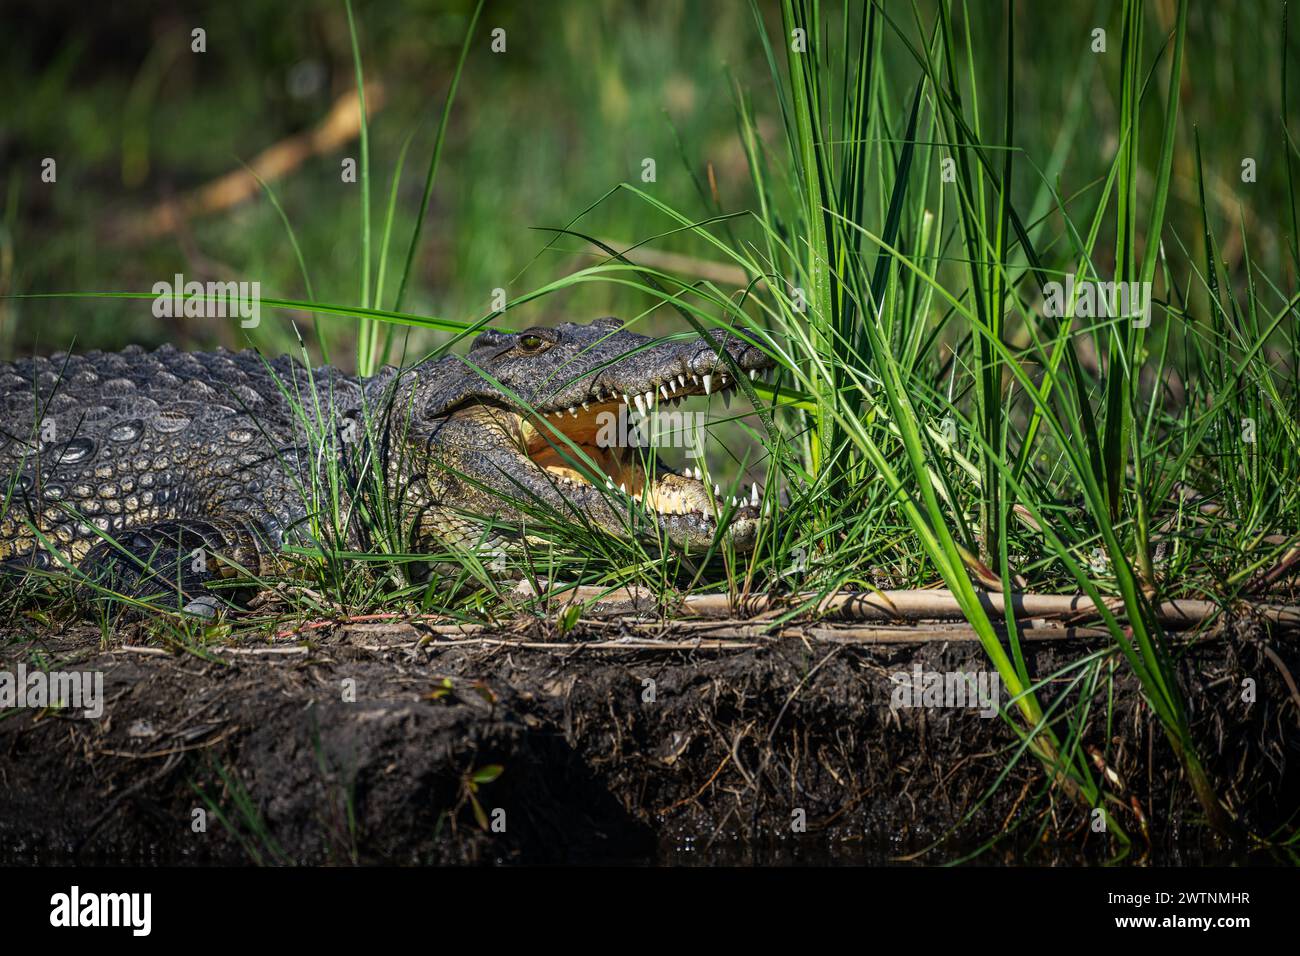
[343,0,374,374]
[393,0,485,317]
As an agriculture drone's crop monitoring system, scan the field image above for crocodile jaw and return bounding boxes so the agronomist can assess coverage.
[518,372,766,550]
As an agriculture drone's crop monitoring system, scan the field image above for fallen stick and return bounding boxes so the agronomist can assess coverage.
[110,83,385,244]
[805,624,1112,644]
[273,614,484,640]
[683,589,1300,630]
[527,583,1300,630]
[115,646,171,656]
[115,644,309,657]
[210,646,310,656]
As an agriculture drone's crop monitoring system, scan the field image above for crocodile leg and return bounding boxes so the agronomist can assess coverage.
[76,517,271,617]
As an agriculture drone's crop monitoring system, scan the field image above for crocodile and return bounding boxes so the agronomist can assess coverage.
[0,318,775,611]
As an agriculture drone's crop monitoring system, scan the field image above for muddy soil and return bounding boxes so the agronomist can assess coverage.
[0,612,1296,865]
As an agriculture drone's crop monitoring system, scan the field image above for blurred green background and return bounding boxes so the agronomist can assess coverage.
[1,0,1295,366]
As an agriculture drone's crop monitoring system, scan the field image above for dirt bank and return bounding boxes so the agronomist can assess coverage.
[1,612,1296,864]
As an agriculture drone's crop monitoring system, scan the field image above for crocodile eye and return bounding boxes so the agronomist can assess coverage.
[518,334,546,352]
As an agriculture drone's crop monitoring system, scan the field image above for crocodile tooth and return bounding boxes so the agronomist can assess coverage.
[749,368,757,380]
[660,385,670,401]
[569,406,578,417]
[582,401,589,410]
[677,374,686,389]
[702,374,713,395]
[633,393,646,415]
[643,390,655,408]
[620,482,627,494]
[606,477,614,489]
[763,501,770,516]
[622,393,630,405]
[714,483,720,497]
[750,483,759,505]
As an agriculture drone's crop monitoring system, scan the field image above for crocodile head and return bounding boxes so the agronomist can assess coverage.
[403,317,777,551]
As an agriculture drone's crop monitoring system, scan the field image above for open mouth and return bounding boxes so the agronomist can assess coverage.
[519,365,774,535]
